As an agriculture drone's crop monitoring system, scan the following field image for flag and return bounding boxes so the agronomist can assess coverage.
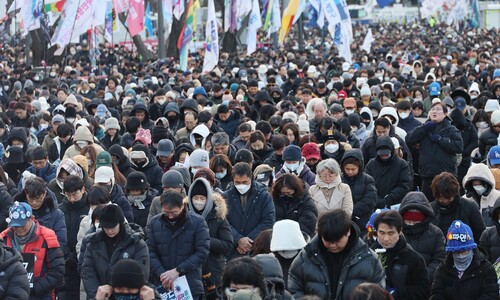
[192,0,201,30]
[320,0,341,34]
[127,0,145,37]
[247,0,262,55]
[20,0,43,36]
[173,0,185,20]
[236,0,252,30]
[469,0,480,28]
[113,0,129,13]
[279,0,303,43]
[262,0,272,31]
[177,0,194,71]
[7,0,22,14]
[269,0,280,35]
[145,2,154,37]
[202,0,219,74]
[51,0,97,55]
[376,0,395,8]
[361,28,374,53]
[44,0,66,12]
[162,0,173,37]
[224,0,238,32]
[105,0,113,42]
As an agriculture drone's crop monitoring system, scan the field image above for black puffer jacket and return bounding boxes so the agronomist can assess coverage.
[361,126,412,166]
[254,254,294,300]
[449,108,478,180]
[365,136,413,208]
[273,191,318,237]
[130,150,164,192]
[0,240,30,300]
[372,237,430,300]
[130,103,154,129]
[431,249,497,300]
[0,182,13,232]
[479,200,500,263]
[108,144,134,177]
[431,196,486,244]
[110,184,134,223]
[59,193,89,263]
[82,223,150,299]
[399,192,446,281]
[341,149,377,233]
[263,152,284,173]
[406,118,463,177]
[479,127,498,160]
[288,226,385,300]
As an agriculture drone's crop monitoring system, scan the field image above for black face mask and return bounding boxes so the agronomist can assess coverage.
[166,115,178,124]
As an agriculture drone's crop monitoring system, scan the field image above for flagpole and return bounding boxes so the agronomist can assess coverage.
[158,0,166,59]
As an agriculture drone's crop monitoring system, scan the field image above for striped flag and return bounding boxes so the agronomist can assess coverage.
[177,0,194,71]
[44,0,66,12]
[278,0,306,43]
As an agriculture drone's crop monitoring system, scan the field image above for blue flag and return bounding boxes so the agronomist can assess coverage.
[376,0,395,8]
[145,3,154,37]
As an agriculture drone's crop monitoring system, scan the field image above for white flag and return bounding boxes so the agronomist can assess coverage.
[321,0,342,27]
[7,0,22,13]
[338,20,352,63]
[236,0,252,30]
[163,0,174,38]
[361,28,374,53]
[269,0,281,35]
[173,0,184,20]
[246,0,261,55]
[202,0,219,73]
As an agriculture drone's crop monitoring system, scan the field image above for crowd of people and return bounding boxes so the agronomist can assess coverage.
[0,19,498,300]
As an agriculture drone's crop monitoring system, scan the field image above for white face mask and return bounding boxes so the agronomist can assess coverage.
[235,184,251,194]
[473,185,487,196]
[471,95,478,100]
[76,141,89,149]
[40,123,49,130]
[215,169,227,179]
[414,97,423,102]
[191,168,199,175]
[285,163,299,172]
[345,109,355,115]
[192,199,206,211]
[476,121,488,129]
[278,250,300,259]
[325,143,339,154]
[3,86,9,91]
[440,61,447,67]
[222,83,228,89]
[399,112,409,119]
[350,126,358,132]
[157,99,166,106]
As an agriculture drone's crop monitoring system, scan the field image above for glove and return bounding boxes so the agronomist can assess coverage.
[423,122,436,131]
[202,272,216,295]
[431,134,442,142]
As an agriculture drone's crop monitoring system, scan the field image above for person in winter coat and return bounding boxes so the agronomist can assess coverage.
[63,125,104,159]
[223,162,275,258]
[269,220,308,289]
[0,202,65,300]
[175,111,198,141]
[288,209,385,299]
[187,178,233,299]
[209,154,233,191]
[309,158,353,216]
[480,199,500,263]
[124,171,155,230]
[214,105,241,140]
[479,110,500,160]
[365,136,413,208]
[371,210,430,300]
[449,107,478,185]
[58,175,90,299]
[0,181,13,233]
[247,131,274,168]
[47,157,91,204]
[319,129,352,165]
[463,164,500,227]
[396,100,422,133]
[108,144,134,178]
[129,144,164,191]
[147,191,210,298]
[0,239,30,299]
[130,103,154,130]
[431,220,498,300]
[399,192,446,281]
[190,124,211,151]
[253,254,294,300]
[341,149,377,234]
[94,166,134,222]
[272,174,318,237]
[430,172,486,243]
[81,205,150,299]
[16,177,67,252]
[406,102,464,202]
[275,145,316,186]
[21,146,57,186]
[101,117,122,150]
[219,256,269,299]
[48,123,73,163]
[148,88,169,121]
[164,102,181,133]
[211,132,238,165]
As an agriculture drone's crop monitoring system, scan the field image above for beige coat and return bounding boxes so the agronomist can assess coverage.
[309,175,353,216]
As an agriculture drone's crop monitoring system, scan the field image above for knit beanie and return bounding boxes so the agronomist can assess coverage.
[189,149,210,168]
[348,113,361,129]
[104,117,120,132]
[445,220,477,252]
[162,170,184,188]
[99,204,125,228]
[134,128,151,146]
[190,180,208,197]
[193,167,216,186]
[490,110,500,126]
[282,145,302,162]
[110,259,146,289]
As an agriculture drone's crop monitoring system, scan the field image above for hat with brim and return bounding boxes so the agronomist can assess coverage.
[7,202,33,227]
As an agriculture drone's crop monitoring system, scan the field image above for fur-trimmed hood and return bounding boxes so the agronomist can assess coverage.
[185,177,228,220]
[184,192,228,219]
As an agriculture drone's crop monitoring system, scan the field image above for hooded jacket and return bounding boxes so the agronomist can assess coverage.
[399,192,446,280]
[406,118,463,177]
[276,158,316,187]
[360,107,374,133]
[164,102,181,132]
[187,178,233,290]
[108,144,134,177]
[7,127,28,152]
[431,249,497,300]
[341,149,377,233]
[254,254,294,300]
[214,110,241,140]
[130,103,154,129]
[274,189,318,237]
[479,200,500,263]
[365,136,413,208]
[0,240,30,299]
[379,107,407,140]
[82,223,150,299]
[309,174,353,217]
[463,163,500,227]
[130,147,163,191]
[288,225,385,300]
[47,158,93,203]
[63,126,104,159]
[190,124,211,149]
[48,135,74,163]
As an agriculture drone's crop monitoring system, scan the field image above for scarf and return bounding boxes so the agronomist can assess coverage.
[13,222,37,252]
[127,194,147,209]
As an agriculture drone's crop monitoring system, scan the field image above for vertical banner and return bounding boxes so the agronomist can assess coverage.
[127,0,145,37]
[113,0,129,13]
[177,0,194,71]
[247,0,262,55]
[202,0,219,74]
